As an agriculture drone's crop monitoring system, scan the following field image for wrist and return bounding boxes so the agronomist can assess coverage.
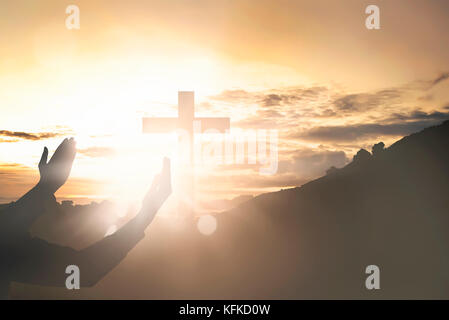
[35,181,55,196]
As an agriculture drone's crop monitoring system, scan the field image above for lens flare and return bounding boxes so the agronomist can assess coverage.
[196,214,217,236]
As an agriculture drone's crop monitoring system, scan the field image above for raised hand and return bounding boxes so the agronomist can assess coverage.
[141,157,172,224]
[38,138,77,194]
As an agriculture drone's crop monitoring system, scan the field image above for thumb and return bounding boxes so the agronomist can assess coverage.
[39,147,48,168]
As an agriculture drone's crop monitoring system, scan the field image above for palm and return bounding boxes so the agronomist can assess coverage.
[38,138,77,194]
[142,157,172,221]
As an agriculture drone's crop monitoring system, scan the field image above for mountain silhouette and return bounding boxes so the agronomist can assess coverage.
[9,120,449,299]
[209,119,449,299]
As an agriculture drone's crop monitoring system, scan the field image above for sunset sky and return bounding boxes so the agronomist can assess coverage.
[1,0,449,210]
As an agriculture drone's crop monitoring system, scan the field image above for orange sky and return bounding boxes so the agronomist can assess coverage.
[1,0,449,207]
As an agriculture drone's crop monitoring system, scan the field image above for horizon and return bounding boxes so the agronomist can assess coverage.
[1,120,447,207]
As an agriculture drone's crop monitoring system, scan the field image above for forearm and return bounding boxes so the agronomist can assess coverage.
[127,203,159,232]
[12,220,146,288]
[73,204,159,286]
[11,200,161,287]
[52,206,157,287]
[9,183,56,231]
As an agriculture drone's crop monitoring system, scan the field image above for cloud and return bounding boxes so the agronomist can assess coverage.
[278,149,349,178]
[262,94,283,107]
[410,72,449,91]
[210,86,335,130]
[294,119,448,142]
[211,73,449,121]
[432,72,449,86]
[390,109,449,122]
[417,94,434,102]
[0,161,108,204]
[332,89,402,113]
[210,86,331,109]
[198,173,307,189]
[0,163,37,203]
[211,73,449,132]
[0,138,19,143]
[204,147,349,189]
[198,149,347,190]
[0,130,63,141]
[0,163,33,171]
[261,87,330,107]
[209,89,257,104]
[77,147,116,158]
[233,112,285,129]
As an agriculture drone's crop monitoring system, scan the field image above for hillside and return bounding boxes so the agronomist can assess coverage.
[214,119,449,298]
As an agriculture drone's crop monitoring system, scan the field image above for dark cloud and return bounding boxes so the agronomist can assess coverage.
[211,73,449,126]
[210,86,330,109]
[390,110,449,122]
[211,86,333,129]
[78,147,116,158]
[262,94,283,107]
[279,149,349,177]
[332,89,402,113]
[259,87,329,107]
[411,72,449,91]
[295,119,447,142]
[418,94,433,102]
[0,130,63,141]
[432,72,449,86]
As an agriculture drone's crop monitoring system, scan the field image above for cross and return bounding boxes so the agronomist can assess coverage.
[142,91,230,218]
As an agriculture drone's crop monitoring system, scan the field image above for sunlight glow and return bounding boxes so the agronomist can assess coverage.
[197,215,217,236]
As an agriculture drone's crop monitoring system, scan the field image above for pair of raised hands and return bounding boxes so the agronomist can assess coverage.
[38,138,171,212]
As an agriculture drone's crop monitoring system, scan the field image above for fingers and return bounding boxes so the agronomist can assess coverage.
[38,147,48,168]
[161,157,172,195]
[163,157,170,171]
[143,158,172,209]
[49,138,68,164]
[143,173,161,205]
[146,158,170,194]
[67,137,77,162]
[48,137,77,164]
[162,157,170,179]
[150,174,161,192]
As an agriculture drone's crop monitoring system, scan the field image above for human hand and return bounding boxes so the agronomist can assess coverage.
[38,138,77,194]
[142,157,172,222]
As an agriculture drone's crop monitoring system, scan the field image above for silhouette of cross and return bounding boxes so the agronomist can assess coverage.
[142,91,230,217]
